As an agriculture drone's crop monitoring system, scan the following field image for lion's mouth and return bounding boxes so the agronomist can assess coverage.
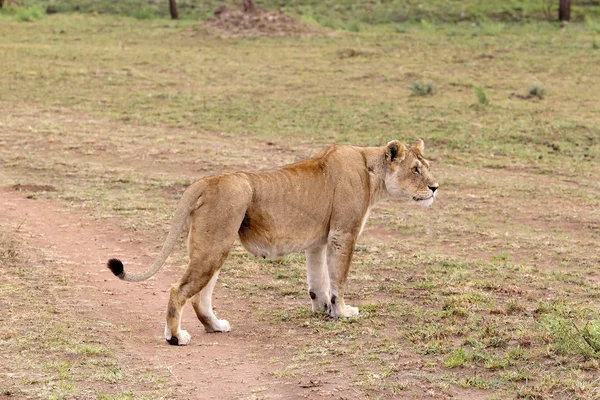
[413,194,434,202]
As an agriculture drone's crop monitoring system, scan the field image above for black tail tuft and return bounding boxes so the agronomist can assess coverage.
[107,258,125,278]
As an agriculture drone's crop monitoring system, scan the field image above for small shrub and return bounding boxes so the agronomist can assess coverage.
[543,316,600,358]
[473,84,489,105]
[134,6,155,20]
[529,85,546,99]
[345,20,361,32]
[14,5,46,22]
[410,80,435,96]
[593,39,599,50]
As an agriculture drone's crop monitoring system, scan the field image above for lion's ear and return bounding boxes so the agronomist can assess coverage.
[412,139,425,154]
[386,140,406,163]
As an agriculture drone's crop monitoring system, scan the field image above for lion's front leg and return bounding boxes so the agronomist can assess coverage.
[305,245,330,312]
[325,230,359,318]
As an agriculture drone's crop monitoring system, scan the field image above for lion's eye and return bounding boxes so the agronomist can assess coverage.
[413,166,420,175]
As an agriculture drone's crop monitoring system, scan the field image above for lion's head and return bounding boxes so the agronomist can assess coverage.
[384,139,438,207]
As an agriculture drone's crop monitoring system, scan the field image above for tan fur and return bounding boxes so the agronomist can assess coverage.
[107,140,439,345]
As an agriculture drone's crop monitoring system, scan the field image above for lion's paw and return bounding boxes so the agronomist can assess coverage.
[177,329,192,344]
[342,305,359,318]
[165,325,192,346]
[217,319,231,332]
[204,319,231,333]
[329,304,359,318]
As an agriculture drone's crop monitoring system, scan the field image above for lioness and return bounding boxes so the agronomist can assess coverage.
[107,140,438,345]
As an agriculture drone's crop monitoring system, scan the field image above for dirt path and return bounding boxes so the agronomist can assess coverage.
[0,188,356,399]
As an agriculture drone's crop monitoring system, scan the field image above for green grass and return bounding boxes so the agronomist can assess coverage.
[445,348,473,368]
[0,16,599,179]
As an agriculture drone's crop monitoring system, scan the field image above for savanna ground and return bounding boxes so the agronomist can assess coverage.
[1,5,600,400]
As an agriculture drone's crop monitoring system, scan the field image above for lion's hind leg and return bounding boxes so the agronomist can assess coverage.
[191,270,231,333]
[164,234,229,345]
[165,280,193,346]
[165,253,231,345]
[165,185,248,345]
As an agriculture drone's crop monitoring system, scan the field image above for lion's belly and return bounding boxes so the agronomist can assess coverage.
[237,170,332,259]
[240,236,313,260]
[238,211,328,260]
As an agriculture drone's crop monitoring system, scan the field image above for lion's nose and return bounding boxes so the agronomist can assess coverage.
[428,184,438,193]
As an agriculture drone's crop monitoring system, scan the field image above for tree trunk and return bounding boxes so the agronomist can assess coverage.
[169,0,179,19]
[559,0,571,21]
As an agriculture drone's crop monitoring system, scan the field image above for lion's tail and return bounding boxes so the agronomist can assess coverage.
[107,180,205,282]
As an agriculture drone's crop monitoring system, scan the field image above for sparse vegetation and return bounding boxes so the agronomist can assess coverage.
[445,348,472,368]
[0,227,177,398]
[473,84,490,105]
[409,80,436,96]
